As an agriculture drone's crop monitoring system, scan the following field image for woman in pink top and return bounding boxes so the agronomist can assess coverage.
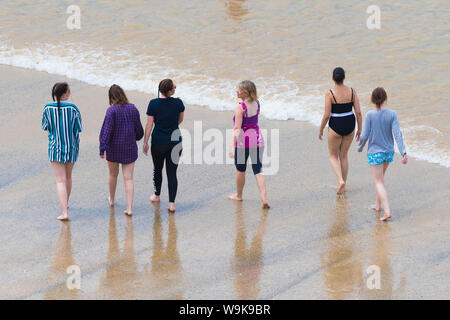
[228,81,269,208]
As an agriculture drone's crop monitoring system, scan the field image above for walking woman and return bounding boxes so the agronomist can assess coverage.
[228,80,269,208]
[357,87,408,221]
[100,85,144,216]
[143,79,184,213]
[319,67,363,194]
[42,82,82,221]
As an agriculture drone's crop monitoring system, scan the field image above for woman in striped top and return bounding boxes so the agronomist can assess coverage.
[42,82,83,221]
[100,85,144,216]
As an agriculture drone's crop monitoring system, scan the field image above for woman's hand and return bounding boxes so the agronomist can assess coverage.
[402,153,408,164]
[228,146,234,159]
[355,130,361,141]
[143,143,149,156]
[100,154,105,159]
[318,129,324,140]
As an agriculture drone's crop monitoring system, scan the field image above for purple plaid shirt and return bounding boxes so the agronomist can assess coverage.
[99,104,144,164]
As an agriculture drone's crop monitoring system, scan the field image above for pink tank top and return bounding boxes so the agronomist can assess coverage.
[233,101,264,148]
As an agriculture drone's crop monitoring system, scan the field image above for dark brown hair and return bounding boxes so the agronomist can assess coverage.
[52,82,69,110]
[109,84,129,106]
[371,87,387,107]
[332,67,345,84]
[158,79,174,98]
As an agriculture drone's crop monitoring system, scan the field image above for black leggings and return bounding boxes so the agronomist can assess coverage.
[151,144,182,203]
[234,147,263,175]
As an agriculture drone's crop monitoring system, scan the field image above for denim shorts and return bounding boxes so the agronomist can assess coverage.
[367,152,395,166]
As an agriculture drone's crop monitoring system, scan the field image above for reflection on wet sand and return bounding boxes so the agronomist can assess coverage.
[224,0,249,21]
[322,197,363,299]
[45,222,78,300]
[368,222,393,299]
[362,221,406,299]
[231,202,268,299]
[141,204,183,299]
[99,207,139,299]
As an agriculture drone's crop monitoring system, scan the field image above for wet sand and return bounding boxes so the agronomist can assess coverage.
[0,65,449,299]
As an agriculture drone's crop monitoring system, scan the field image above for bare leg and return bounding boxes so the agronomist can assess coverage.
[372,162,390,211]
[383,162,389,175]
[370,202,382,212]
[255,173,270,208]
[107,161,119,206]
[150,194,161,202]
[51,162,69,220]
[122,162,135,216]
[229,171,245,201]
[168,202,176,213]
[370,164,391,221]
[64,163,75,203]
[327,128,345,194]
[339,130,354,184]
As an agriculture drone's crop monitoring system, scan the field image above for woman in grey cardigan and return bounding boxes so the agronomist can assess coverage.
[357,87,408,221]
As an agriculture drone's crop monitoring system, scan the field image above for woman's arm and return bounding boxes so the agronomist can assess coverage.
[99,109,114,159]
[392,112,407,158]
[135,109,144,141]
[42,109,49,131]
[74,111,83,134]
[178,112,184,125]
[353,90,362,141]
[229,104,243,158]
[357,114,370,152]
[143,115,154,156]
[319,92,332,140]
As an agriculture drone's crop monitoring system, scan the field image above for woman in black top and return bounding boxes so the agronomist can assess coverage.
[143,79,185,213]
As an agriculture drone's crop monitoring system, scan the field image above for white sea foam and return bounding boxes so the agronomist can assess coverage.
[0,40,448,168]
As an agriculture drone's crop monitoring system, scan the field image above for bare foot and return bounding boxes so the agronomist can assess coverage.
[336,181,346,195]
[168,203,176,213]
[262,202,270,209]
[380,213,391,221]
[57,214,69,221]
[228,194,243,201]
[124,210,132,216]
[150,194,161,202]
[108,196,114,207]
[370,204,381,212]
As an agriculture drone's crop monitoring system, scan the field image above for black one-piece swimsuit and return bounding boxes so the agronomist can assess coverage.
[328,88,356,136]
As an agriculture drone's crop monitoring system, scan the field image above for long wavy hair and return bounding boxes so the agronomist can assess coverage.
[109,84,129,106]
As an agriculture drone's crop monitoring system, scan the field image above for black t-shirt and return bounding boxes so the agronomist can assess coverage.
[146,97,185,145]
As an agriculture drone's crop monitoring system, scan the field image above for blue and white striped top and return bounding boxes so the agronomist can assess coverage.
[42,102,83,163]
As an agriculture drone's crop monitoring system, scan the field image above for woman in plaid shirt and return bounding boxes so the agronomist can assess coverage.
[100,85,144,216]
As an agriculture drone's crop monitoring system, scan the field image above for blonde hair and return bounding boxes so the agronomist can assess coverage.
[238,80,258,102]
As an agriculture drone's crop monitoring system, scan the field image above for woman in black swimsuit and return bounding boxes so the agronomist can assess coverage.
[319,67,362,195]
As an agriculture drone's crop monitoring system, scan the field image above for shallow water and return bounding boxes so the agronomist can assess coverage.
[0,0,449,166]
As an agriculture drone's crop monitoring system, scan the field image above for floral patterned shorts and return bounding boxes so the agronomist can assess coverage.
[367,152,395,166]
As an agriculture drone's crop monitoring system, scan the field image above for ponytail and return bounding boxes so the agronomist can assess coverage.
[158,79,174,98]
[52,82,69,110]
